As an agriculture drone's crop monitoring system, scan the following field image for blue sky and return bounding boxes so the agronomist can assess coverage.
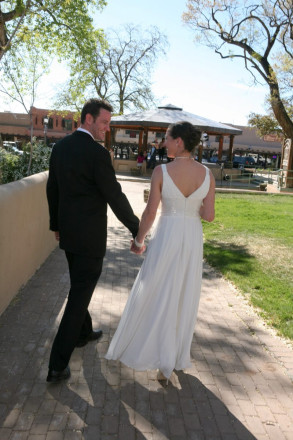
[1,0,268,125]
[95,0,268,125]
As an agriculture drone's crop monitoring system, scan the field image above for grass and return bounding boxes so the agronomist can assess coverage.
[202,193,293,340]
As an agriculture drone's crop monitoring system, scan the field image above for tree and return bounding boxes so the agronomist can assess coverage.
[55,24,168,114]
[248,112,283,138]
[0,41,49,115]
[0,40,51,173]
[183,0,293,139]
[0,0,107,62]
[248,97,293,137]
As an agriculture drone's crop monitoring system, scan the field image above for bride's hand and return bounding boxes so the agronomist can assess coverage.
[130,240,146,254]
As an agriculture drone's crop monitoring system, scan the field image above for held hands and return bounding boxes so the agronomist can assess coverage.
[130,237,146,254]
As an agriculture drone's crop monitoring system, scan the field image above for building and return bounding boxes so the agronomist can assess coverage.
[0,107,79,145]
[210,124,282,156]
[0,106,282,163]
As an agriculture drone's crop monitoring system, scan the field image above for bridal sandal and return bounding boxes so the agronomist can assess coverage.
[157,370,169,385]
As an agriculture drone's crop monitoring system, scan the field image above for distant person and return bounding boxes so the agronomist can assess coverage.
[106,121,215,383]
[158,137,165,161]
[147,143,157,169]
[136,151,145,174]
[46,98,139,383]
[142,150,148,174]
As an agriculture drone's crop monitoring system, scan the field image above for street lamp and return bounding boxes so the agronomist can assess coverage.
[44,116,49,145]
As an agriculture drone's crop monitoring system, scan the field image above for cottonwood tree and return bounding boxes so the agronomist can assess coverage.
[183,0,293,140]
[0,40,51,173]
[249,45,293,137]
[248,98,293,138]
[0,42,49,118]
[55,24,168,114]
[0,0,107,62]
[248,112,283,138]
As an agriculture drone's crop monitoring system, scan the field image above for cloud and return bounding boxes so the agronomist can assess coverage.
[229,82,266,93]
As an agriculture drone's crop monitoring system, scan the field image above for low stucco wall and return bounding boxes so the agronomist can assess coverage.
[205,164,241,180]
[0,171,57,315]
[112,160,241,179]
[113,159,137,172]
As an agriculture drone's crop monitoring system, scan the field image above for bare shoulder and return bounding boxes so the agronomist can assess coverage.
[192,160,208,175]
[195,162,214,175]
[151,164,163,181]
[193,162,215,189]
[207,167,216,185]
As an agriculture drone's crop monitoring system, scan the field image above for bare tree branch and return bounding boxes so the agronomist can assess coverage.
[183,0,293,138]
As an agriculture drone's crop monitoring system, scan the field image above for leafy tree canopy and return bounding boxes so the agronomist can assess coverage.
[0,40,49,113]
[248,112,283,138]
[248,98,293,138]
[0,0,107,61]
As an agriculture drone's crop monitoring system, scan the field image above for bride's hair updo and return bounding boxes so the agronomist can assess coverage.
[168,121,201,152]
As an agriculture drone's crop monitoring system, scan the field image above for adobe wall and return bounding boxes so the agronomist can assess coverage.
[0,172,57,315]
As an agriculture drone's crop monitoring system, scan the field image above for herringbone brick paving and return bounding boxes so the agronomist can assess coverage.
[0,178,292,439]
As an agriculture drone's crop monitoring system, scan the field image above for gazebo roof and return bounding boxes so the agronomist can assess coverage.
[111,104,242,136]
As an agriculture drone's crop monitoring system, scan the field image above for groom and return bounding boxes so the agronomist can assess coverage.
[46,98,139,383]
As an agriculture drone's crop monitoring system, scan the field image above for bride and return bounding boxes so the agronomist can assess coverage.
[105,121,215,382]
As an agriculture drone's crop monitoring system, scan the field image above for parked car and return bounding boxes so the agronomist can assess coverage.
[3,141,23,155]
[233,156,255,168]
[209,156,219,163]
[208,155,228,164]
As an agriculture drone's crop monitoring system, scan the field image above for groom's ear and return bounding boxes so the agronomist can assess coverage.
[85,113,94,126]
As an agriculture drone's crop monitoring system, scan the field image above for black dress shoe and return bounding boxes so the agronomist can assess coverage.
[47,366,70,383]
[76,329,103,347]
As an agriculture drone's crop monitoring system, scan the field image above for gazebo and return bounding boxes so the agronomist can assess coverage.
[107,104,242,162]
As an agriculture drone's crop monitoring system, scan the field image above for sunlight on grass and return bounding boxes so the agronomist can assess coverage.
[203,193,293,340]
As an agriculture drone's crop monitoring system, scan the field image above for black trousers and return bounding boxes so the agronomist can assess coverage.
[49,251,103,371]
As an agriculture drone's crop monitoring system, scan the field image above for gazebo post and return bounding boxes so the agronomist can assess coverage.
[105,130,111,150]
[110,127,116,148]
[139,130,143,152]
[218,135,224,160]
[197,144,203,163]
[228,135,234,162]
[143,128,148,151]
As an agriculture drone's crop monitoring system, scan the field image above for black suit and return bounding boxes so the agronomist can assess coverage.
[47,130,139,370]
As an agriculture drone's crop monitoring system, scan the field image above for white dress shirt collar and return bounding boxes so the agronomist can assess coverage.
[77,127,94,140]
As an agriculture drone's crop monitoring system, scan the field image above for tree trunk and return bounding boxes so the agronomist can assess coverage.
[0,14,8,60]
[119,99,124,115]
[30,111,33,143]
[270,85,293,139]
[269,83,293,186]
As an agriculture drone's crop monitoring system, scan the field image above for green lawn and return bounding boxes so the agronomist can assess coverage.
[202,193,293,340]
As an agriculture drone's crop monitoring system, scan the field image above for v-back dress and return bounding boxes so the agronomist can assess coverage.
[105,164,210,379]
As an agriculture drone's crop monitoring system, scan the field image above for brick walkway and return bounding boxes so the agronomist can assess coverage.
[0,178,292,440]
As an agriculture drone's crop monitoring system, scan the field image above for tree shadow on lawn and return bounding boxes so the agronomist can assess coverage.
[204,240,257,277]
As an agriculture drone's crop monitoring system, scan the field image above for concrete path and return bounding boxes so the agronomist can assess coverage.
[0,178,292,440]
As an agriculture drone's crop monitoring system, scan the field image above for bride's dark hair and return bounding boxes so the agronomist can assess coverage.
[168,121,201,152]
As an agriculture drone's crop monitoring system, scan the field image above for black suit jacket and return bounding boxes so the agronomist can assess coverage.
[46,130,139,258]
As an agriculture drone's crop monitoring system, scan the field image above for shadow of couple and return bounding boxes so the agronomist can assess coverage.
[47,356,257,440]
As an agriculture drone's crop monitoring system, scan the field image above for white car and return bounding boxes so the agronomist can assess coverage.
[3,142,23,155]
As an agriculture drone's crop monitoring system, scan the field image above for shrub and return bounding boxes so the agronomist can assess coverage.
[0,140,52,185]
[0,148,21,184]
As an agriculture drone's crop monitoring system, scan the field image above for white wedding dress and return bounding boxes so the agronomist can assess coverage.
[105,164,210,379]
